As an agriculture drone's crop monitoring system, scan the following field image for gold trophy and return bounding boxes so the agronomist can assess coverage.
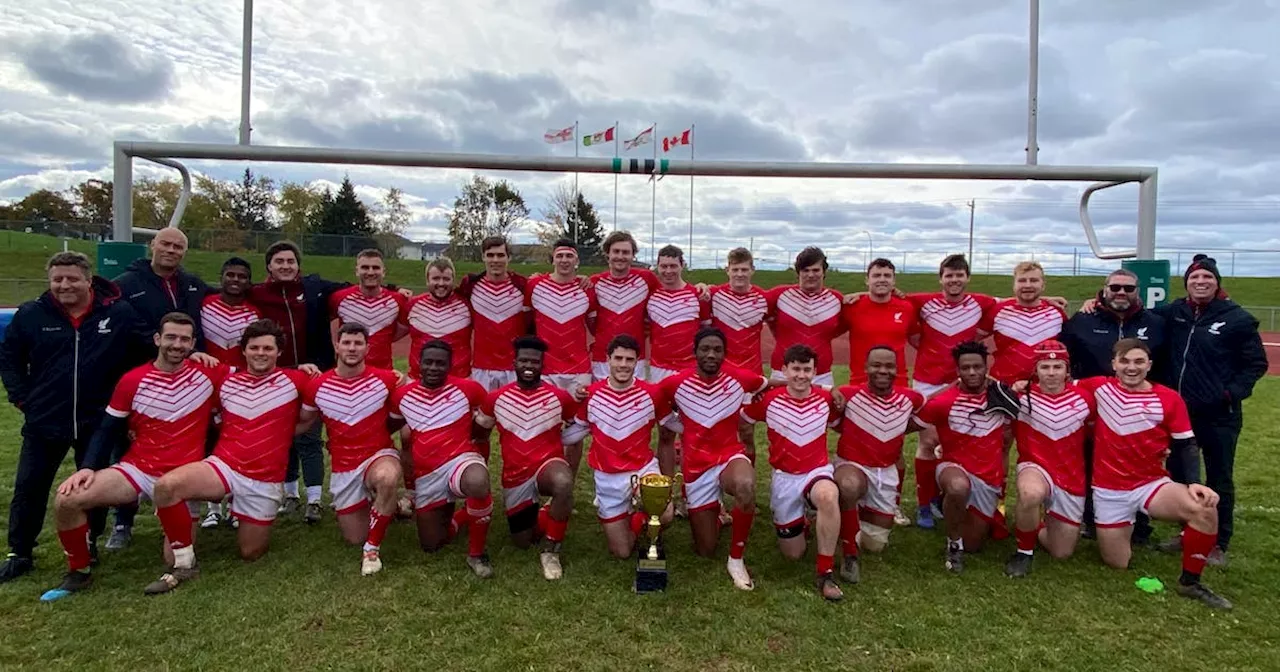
[632,472,680,593]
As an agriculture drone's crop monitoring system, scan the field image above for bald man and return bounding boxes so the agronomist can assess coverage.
[107,227,213,550]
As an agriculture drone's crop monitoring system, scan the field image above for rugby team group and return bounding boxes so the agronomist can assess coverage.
[0,228,1267,607]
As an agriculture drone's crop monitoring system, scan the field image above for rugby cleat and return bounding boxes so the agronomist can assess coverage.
[726,557,754,591]
[360,550,383,576]
[40,571,93,602]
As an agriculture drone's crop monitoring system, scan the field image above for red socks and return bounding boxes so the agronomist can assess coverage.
[990,509,1010,541]
[1182,526,1216,577]
[465,495,493,557]
[915,457,939,507]
[729,507,754,560]
[536,505,550,537]
[1015,526,1038,554]
[629,511,647,538]
[543,505,569,544]
[365,510,394,550]
[58,524,92,572]
[156,502,194,548]
[816,553,834,576]
[840,509,861,557]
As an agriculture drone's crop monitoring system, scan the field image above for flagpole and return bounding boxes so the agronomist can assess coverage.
[573,120,579,244]
[650,122,657,265]
[612,120,619,231]
[688,123,695,268]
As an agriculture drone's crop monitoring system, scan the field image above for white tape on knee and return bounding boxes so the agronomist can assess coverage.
[856,522,891,552]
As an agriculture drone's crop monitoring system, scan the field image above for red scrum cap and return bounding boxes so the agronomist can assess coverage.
[1033,339,1070,363]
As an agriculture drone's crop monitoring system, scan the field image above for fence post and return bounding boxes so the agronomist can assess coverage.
[1176,251,1182,271]
[1231,252,1236,278]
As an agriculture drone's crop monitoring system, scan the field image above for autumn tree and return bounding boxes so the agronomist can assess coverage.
[447,176,529,260]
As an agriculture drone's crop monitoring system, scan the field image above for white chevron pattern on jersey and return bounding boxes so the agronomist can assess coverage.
[530,282,589,323]
[647,290,700,327]
[595,276,649,314]
[314,375,391,426]
[587,386,656,441]
[495,388,565,441]
[993,305,1063,346]
[1094,384,1163,436]
[201,303,257,349]
[337,294,399,333]
[775,288,840,326]
[1019,390,1090,440]
[399,385,471,431]
[470,280,525,322]
[221,371,300,420]
[675,375,746,428]
[920,297,983,336]
[843,390,914,443]
[132,367,215,421]
[712,291,767,329]
[409,298,471,336]
[947,395,1004,437]
[765,395,830,446]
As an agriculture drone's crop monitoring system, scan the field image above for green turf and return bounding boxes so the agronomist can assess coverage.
[0,367,1277,671]
[2,231,1279,317]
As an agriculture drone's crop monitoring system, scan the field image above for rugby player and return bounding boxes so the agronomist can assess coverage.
[390,340,494,579]
[647,245,709,475]
[475,336,578,580]
[763,247,846,388]
[457,236,530,393]
[403,257,472,380]
[302,323,405,575]
[740,344,844,601]
[706,247,769,461]
[660,327,768,590]
[1078,339,1232,609]
[981,262,1067,386]
[140,319,319,594]
[590,231,659,382]
[328,249,408,370]
[39,314,224,601]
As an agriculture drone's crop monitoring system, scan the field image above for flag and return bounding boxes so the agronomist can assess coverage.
[624,126,654,151]
[583,126,615,146]
[544,125,574,144]
[662,129,691,152]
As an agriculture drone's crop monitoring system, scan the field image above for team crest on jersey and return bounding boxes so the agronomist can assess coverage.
[922,298,982,337]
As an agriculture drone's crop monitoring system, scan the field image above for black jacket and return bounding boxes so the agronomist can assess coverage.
[113,258,212,347]
[0,277,152,441]
[1155,296,1268,415]
[1060,294,1167,381]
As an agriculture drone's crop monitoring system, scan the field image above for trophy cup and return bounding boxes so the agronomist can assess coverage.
[632,472,680,594]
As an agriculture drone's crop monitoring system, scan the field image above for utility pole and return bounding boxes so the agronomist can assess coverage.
[967,199,976,263]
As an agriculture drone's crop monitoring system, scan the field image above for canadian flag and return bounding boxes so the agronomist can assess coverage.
[662,129,691,152]
[543,125,574,144]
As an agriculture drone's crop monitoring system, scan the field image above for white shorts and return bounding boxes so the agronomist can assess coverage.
[1017,462,1085,526]
[543,373,592,395]
[912,379,950,398]
[832,456,899,517]
[110,462,200,518]
[770,370,835,387]
[204,456,283,525]
[593,359,648,382]
[413,451,488,511]
[472,368,516,392]
[647,364,681,385]
[594,459,661,523]
[770,464,836,528]
[1093,477,1173,528]
[502,457,568,515]
[683,453,751,512]
[330,448,401,515]
[936,461,1001,522]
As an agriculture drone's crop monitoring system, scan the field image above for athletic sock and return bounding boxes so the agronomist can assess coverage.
[1015,526,1038,555]
[363,510,394,552]
[729,507,754,560]
[305,485,322,504]
[895,463,906,506]
[283,482,299,498]
[58,524,92,573]
[465,495,493,557]
[543,511,569,544]
[816,553,835,576]
[915,458,939,508]
[156,502,194,549]
[1181,526,1216,581]
[840,509,861,557]
[629,511,647,538]
[451,506,471,533]
[537,505,550,537]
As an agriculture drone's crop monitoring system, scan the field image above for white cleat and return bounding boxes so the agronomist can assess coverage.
[200,506,222,529]
[539,551,563,580]
[893,509,911,527]
[727,557,755,591]
[361,550,383,576]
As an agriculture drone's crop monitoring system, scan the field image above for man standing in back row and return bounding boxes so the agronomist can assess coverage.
[765,247,846,387]
[590,231,659,382]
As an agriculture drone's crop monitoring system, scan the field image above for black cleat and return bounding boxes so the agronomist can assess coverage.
[1176,581,1233,610]
[40,571,93,601]
[1004,552,1033,578]
[0,554,34,583]
[840,555,861,585]
[816,572,844,602]
[945,543,965,574]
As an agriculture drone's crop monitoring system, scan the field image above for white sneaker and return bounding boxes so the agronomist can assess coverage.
[727,557,754,591]
[361,550,383,576]
[200,506,222,529]
[893,509,911,527]
[539,551,563,580]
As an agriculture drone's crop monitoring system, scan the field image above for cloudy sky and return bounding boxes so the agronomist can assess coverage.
[1,0,1278,275]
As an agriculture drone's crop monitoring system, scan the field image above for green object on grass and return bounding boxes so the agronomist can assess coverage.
[1136,577,1165,593]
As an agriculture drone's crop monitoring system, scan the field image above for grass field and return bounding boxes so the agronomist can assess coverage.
[1,366,1277,671]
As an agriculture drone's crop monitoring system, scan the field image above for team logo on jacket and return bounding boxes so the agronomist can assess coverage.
[1208,322,1226,335]
[97,318,112,334]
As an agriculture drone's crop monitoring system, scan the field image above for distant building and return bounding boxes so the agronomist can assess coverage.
[420,242,449,260]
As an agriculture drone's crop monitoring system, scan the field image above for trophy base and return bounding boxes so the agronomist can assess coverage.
[633,538,668,594]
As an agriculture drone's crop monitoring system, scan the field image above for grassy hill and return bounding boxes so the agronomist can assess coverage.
[3,230,1279,314]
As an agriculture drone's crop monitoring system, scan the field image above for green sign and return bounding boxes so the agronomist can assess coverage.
[97,241,147,279]
[1121,259,1171,308]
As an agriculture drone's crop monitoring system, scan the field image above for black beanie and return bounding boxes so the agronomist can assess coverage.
[1183,253,1221,287]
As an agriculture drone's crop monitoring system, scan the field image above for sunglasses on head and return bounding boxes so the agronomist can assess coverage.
[1108,284,1137,293]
